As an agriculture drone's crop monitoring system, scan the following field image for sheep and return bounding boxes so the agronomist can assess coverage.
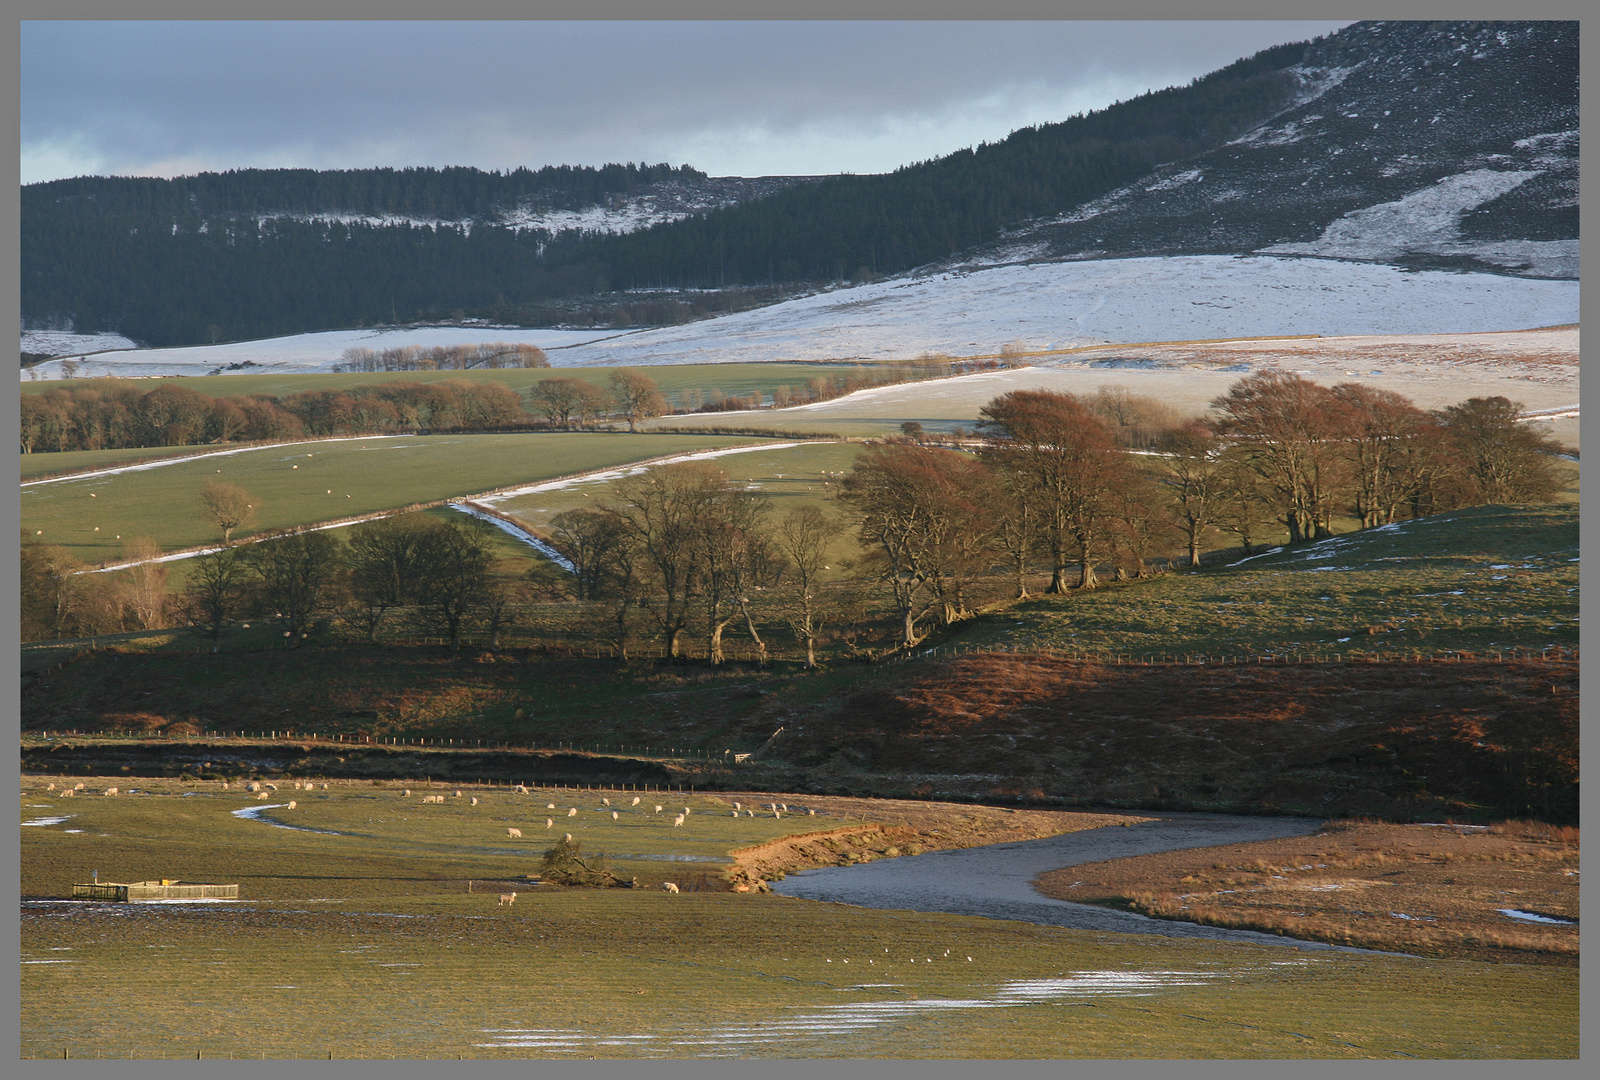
[774,810,781,819]
[601,797,610,807]
[661,882,679,894]
[471,797,479,806]
[401,789,411,797]
[515,785,528,794]
[60,788,74,798]
[808,809,815,816]
[73,783,85,790]
[104,787,118,796]
[507,827,522,838]
[731,810,739,817]
[564,833,572,842]
[265,783,278,791]
[546,818,554,829]
[672,814,685,828]
[654,805,663,815]
[547,803,556,809]
[683,807,690,816]
[453,790,462,798]
[321,783,328,791]
[293,782,303,790]
[46,783,56,791]
[631,796,641,806]
[567,807,577,818]
[499,891,517,906]
[287,800,297,810]
[247,781,262,793]
[256,792,268,800]
[611,811,619,821]
[781,803,788,812]
[221,782,229,790]
[733,802,741,810]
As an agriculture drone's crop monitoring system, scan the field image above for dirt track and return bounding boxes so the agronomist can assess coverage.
[769,811,1388,952]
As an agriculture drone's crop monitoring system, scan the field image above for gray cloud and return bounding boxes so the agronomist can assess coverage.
[22,20,1353,182]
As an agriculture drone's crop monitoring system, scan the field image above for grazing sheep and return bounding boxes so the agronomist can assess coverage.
[654,805,663,815]
[402,789,411,797]
[564,833,572,842]
[499,891,517,906]
[247,782,262,793]
[746,810,754,817]
[808,809,815,816]
[471,797,479,806]
[507,827,522,838]
[567,807,577,817]
[661,882,679,894]
[60,788,74,798]
[547,803,556,809]
[104,787,118,796]
[515,785,528,794]
[221,782,229,790]
[453,790,462,798]
[611,811,619,821]
[774,810,781,819]
[781,803,788,812]
[546,818,554,829]
[46,783,56,791]
[293,782,303,790]
[601,797,610,806]
[731,810,739,817]
[73,783,85,790]
[287,800,297,810]
[672,814,685,828]
[265,783,278,791]
[321,784,328,791]
[631,796,641,806]
[683,807,690,816]
[733,802,741,810]
[256,792,268,800]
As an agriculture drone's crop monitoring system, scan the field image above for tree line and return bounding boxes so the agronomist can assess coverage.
[21,361,959,453]
[21,375,1561,658]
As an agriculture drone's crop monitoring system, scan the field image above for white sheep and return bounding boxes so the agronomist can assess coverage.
[808,809,815,816]
[683,807,690,816]
[247,781,262,793]
[402,789,411,797]
[287,800,297,810]
[60,788,74,798]
[46,783,55,791]
[499,891,517,906]
[731,810,739,817]
[781,803,788,812]
[601,797,610,806]
[611,811,619,821]
[547,803,556,809]
[256,792,268,800]
[265,783,277,791]
[631,796,641,806]
[774,810,781,819]
[564,833,572,842]
[453,790,462,798]
[73,783,85,790]
[734,801,741,810]
[104,787,118,796]
[221,782,229,790]
[293,782,303,790]
[654,805,663,815]
[507,827,522,838]
[661,882,679,894]
[672,814,685,827]
[567,807,577,817]
[471,797,479,806]
[546,818,554,829]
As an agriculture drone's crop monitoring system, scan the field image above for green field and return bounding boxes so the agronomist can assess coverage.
[494,440,868,566]
[19,779,1578,1059]
[955,503,1580,659]
[21,432,788,564]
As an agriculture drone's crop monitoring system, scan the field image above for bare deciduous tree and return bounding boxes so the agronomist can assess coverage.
[198,480,259,543]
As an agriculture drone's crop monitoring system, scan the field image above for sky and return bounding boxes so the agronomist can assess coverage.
[21,21,1354,185]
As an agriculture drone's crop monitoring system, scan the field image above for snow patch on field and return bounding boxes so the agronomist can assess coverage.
[22,329,142,357]
[21,255,1579,380]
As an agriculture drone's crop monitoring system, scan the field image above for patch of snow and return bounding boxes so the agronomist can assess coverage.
[22,329,141,357]
[21,816,73,826]
[1260,169,1550,267]
[1497,909,1575,925]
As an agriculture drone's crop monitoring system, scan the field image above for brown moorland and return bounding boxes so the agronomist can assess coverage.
[1034,819,1578,966]
[790,654,1577,822]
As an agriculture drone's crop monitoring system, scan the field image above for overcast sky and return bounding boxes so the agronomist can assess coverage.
[21,21,1354,185]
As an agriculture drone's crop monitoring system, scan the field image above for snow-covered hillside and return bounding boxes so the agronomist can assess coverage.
[23,254,1578,380]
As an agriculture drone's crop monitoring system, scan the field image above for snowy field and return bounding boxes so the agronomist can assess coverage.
[21,254,1578,381]
[21,326,628,380]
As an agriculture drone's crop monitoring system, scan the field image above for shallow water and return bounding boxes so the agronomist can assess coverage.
[770,812,1367,951]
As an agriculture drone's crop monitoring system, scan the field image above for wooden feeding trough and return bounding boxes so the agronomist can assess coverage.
[72,879,239,902]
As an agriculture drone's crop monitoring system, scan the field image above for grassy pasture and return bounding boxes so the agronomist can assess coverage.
[19,779,1579,1059]
[21,432,784,565]
[955,503,1579,659]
